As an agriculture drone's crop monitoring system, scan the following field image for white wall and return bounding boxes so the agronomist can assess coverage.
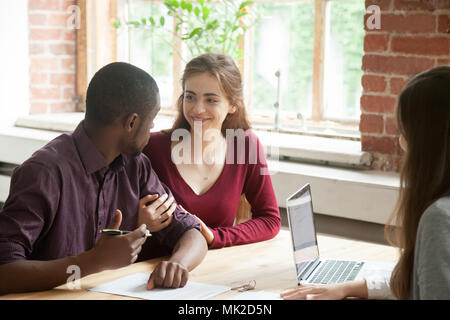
[268,160,400,225]
[0,0,30,128]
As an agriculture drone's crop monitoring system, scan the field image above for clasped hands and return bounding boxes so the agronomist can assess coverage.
[138,193,214,245]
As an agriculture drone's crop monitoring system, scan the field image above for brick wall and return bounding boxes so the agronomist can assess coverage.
[28,0,77,114]
[361,0,450,171]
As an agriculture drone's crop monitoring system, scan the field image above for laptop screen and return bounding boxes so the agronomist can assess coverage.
[286,184,320,279]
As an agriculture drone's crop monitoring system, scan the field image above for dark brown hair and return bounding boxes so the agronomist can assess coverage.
[85,62,159,127]
[385,66,450,299]
[166,53,251,136]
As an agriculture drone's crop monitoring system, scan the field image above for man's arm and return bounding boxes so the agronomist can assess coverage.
[147,228,207,289]
[169,228,208,271]
[0,210,149,295]
[138,155,206,289]
[0,250,97,295]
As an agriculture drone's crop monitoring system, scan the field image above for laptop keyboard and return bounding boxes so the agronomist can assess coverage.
[310,260,365,284]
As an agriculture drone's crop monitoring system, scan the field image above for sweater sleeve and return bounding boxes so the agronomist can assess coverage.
[209,133,281,249]
[365,274,395,300]
[413,198,450,300]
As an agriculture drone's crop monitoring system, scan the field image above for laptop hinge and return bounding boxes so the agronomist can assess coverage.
[298,259,321,283]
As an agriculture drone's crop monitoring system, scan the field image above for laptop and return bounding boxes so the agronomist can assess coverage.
[286,183,395,285]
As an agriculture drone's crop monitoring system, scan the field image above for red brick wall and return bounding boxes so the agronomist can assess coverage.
[28,0,77,114]
[361,0,450,171]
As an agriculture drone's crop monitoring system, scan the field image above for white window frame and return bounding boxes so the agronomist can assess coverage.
[0,0,30,128]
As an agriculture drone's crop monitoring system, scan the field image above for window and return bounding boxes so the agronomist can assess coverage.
[0,0,30,127]
[119,0,175,107]
[250,0,364,133]
[249,1,315,125]
[323,0,365,121]
[79,0,366,138]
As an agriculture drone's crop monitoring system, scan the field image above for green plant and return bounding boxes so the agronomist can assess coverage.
[114,0,256,62]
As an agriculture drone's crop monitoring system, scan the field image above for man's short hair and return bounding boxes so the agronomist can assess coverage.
[85,62,159,127]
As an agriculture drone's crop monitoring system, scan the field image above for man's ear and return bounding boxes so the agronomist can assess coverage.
[124,113,140,133]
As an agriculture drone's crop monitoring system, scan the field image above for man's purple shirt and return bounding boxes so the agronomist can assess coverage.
[0,121,200,265]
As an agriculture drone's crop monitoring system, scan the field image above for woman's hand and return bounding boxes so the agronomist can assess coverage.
[179,205,214,245]
[138,194,176,232]
[280,280,368,300]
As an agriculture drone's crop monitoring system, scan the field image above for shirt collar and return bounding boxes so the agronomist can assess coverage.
[72,121,124,175]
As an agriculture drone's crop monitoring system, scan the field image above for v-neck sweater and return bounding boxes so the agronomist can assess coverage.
[143,130,281,249]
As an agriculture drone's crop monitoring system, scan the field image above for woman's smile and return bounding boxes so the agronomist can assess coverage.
[191,116,211,124]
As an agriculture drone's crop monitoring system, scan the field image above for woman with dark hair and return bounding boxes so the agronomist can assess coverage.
[281,66,450,300]
[142,53,281,249]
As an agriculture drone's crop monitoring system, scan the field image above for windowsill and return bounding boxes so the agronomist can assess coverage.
[13,112,371,169]
[255,130,370,168]
[247,115,360,141]
[15,112,85,132]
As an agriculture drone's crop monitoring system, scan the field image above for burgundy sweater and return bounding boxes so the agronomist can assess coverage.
[143,130,281,249]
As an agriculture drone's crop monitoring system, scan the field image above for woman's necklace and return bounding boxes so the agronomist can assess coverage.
[200,136,227,180]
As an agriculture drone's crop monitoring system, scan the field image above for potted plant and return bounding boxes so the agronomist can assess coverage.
[114,0,256,62]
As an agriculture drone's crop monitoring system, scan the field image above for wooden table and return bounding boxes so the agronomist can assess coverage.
[0,230,398,300]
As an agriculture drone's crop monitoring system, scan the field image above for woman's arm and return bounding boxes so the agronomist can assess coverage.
[208,209,281,248]
[206,135,281,248]
[181,189,280,248]
[281,280,369,300]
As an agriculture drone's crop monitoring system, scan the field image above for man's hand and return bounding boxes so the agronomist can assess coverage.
[145,228,207,291]
[146,261,189,290]
[138,194,176,232]
[91,209,148,271]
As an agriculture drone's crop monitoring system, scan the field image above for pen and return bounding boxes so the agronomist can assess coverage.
[100,229,151,237]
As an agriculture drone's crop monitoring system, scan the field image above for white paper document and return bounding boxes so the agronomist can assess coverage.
[229,291,283,300]
[89,272,231,300]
